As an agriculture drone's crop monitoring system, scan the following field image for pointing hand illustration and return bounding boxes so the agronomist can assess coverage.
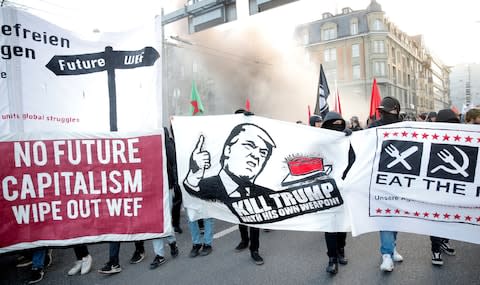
[186,135,211,188]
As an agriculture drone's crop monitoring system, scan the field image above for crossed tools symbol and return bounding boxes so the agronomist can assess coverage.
[384,144,470,178]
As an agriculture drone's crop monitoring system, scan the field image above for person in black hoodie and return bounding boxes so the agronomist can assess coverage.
[319,111,350,274]
[429,109,458,266]
[369,96,404,272]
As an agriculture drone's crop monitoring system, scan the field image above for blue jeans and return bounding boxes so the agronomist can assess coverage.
[152,235,176,257]
[380,231,398,255]
[189,218,214,246]
[32,249,46,270]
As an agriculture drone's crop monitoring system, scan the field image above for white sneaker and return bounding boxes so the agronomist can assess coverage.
[380,254,394,272]
[80,255,92,275]
[68,260,82,276]
[393,248,403,262]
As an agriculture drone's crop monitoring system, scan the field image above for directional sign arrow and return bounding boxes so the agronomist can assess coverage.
[111,46,160,69]
[45,51,107,76]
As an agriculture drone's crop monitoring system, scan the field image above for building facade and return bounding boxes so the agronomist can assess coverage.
[295,0,450,119]
[450,63,480,111]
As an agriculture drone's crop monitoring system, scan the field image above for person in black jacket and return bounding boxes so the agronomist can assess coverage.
[164,126,183,234]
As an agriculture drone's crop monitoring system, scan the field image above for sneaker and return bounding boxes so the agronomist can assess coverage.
[80,254,92,275]
[44,249,53,267]
[169,242,179,258]
[98,262,122,274]
[380,254,394,272]
[251,251,264,265]
[149,255,166,270]
[235,241,249,252]
[68,260,82,276]
[173,226,183,234]
[189,244,202,258]
[130,250,145,264]
[27,269,44,284]
[440,241,456,256]
[393,248,403,262]
[16,255,32,268]
[432,251,443,266]
[338,248,348,265]
[199,244,212,256]
[326,257,338,274]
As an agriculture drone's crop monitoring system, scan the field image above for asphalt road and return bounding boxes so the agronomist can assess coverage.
[1,214,479,285]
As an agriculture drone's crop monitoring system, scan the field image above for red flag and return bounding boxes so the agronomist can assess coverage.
[245,98,251,112]
[333,89,342,115]
[369,78,381,120]
[308,105,311,122]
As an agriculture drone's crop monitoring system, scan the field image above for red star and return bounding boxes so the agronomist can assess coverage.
[433,212,440,218]
[423,212,430,217]
[454,214,461,220]
[465,136,473,143]
[422,133,429,139]
[477,217,480,222]
[394,209,400,214]
[432,134,439,140]
[477,138,480,143]
[465,216,472,221]
[402,131,408,137]
[376,208,382,213]
[383,132,390,138]
[442,134,450,141]
[453,135,461,141]
[411,132,418,138]
[385,208,391,214]
[414,211,420,216]
[444,213,450,219]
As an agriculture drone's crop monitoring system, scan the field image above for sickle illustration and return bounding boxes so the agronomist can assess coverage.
[431,146,469,177]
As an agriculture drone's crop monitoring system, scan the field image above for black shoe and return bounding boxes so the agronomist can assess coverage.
[432,251,443,266]
[199,244,212,256]
[98,262,122,274]
[189,244,202,258]
[149,255,166,269]
[251,251,264,265]
[130,250,145,264]
[440,241,456,256]
[27,269,44,284]
[169,242,179,258]
[326,257,338,274]
[235,241,249,252]
[173,226,183,234]
[338,248,348,265]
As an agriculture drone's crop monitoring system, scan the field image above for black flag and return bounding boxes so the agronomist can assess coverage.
[314,64,330,118]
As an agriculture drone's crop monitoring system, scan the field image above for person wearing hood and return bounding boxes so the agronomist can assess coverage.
[429,109,458,266]
[368,97,404,272]
[309,115,323,128]
[426,111,437,122]
[349,116,363,131]
[320,112,350,274]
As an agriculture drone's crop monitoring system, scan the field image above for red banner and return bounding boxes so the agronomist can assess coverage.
[0,131,167,253]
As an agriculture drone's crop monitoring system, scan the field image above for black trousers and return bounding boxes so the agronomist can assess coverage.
[325,232,347,258]
[171,184,183,228]
[239,225,259,252]
[430,236,448,252]
[73,245,89,260]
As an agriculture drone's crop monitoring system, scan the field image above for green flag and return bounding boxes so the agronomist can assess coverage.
[190,80,204,115]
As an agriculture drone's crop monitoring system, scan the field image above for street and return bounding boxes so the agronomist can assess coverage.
[1,215,479,285]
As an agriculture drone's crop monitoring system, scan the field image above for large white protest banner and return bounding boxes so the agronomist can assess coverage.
[0,7,162,133]
[344,121,480,244]
[172,114,353,232]
[0,130,170,254]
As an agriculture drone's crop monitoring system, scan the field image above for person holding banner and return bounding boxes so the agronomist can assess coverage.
[369,96,404,272]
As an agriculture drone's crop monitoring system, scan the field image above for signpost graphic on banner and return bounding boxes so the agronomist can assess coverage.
[46,46,160,131]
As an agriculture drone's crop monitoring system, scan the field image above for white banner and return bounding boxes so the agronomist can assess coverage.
[345,121,480,244]
[173,114,352,232]
[0,7,162,134]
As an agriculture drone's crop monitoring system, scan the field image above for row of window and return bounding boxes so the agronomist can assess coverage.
[323,41,385,62]
[321,18,383,41]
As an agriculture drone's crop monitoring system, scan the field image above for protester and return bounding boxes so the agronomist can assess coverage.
[98,241,145,274]
[26,249,52,284]
[425,111,437,122]
[320,111,351,274]
[369,96,404,272]
[166,126,184,234]
[309,115,323,127]
[189,218,214,257]
[428,108,459,266]
[349,116,363,131]
[68,245,92,276]
[465,108,480,124]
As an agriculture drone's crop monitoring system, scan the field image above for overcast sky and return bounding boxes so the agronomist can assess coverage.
[7,0,480,66]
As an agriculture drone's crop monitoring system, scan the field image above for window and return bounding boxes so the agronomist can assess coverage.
[322,27,336,40]
[352,64,361,80]
[324,48,336,62]
[373,40,385,53]
[350,19,358,35]
[352,44,360,58]
[373,19,383,30]
[374,61,386,76]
